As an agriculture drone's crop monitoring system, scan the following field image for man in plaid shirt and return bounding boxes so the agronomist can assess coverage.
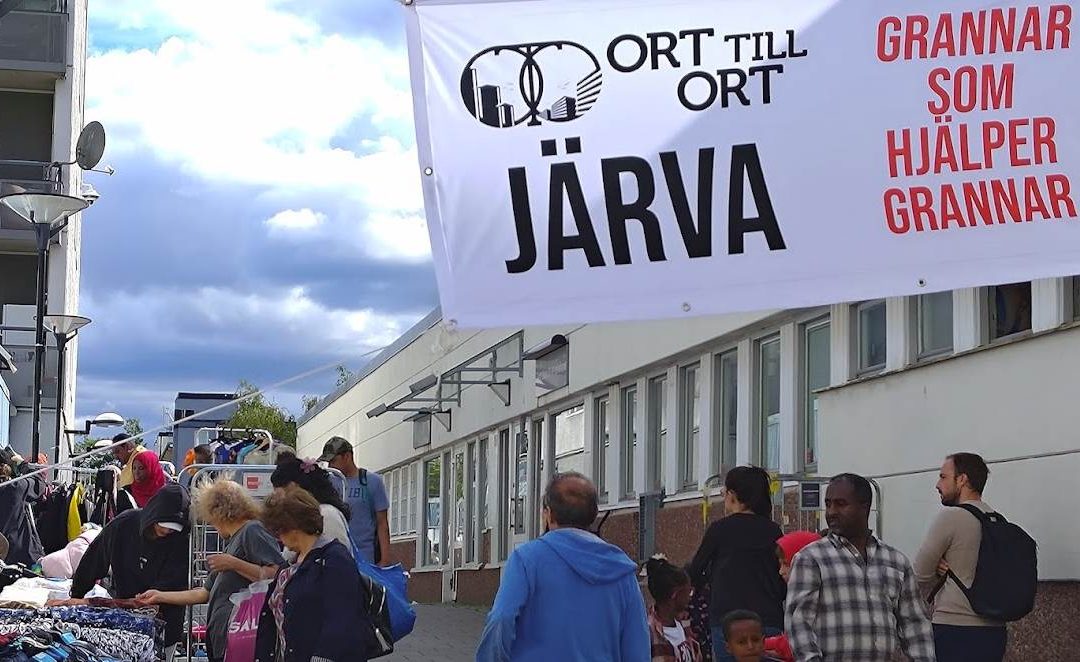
[785,473,936,662]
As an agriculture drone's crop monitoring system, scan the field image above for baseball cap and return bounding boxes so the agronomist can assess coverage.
[317,436,353,462]
[158,522,183,532]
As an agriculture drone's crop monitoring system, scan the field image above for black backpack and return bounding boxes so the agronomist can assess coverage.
[933,504,1037,622]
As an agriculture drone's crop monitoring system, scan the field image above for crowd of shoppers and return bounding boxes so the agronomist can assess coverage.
[478,451,1030,662]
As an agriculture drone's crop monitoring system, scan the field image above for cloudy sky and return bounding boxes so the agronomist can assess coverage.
[75,0,437,431]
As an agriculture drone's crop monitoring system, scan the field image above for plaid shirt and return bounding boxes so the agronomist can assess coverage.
[785,533,936,662]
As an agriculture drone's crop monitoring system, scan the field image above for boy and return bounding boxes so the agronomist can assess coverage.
[721,611,783,662]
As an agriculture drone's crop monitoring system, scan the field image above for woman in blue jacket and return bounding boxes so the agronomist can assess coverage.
[254,485,375,662]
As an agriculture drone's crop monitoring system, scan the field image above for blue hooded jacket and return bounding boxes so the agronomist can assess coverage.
[476,528,650,662]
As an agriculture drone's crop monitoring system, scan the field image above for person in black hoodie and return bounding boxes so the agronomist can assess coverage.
[688,466,786,662]
[0,449,46,566]
[71,483,191,657]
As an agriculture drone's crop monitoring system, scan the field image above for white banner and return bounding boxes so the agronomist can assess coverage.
[404,0,1080,327]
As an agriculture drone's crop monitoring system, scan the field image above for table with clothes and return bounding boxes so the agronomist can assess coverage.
[0,575,164,662]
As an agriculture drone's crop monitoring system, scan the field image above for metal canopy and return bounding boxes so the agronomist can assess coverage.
[366,373,451,431]
[439,332,523,407]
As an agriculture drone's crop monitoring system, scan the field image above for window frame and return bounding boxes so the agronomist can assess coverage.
[421,456,443,567]
[593,395,610,502]
[854,299,887,375]
[620,385,638,500]
[756,334,782,471]
[987,282,1033,343]
[914,291,954,361]
[712,349,738,476]
[552,403,587,474]
[678,362,700,491]
[800,317,830,473]
[646,374,668,493]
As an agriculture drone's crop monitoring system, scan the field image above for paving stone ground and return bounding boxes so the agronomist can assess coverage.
[389,603,488,662]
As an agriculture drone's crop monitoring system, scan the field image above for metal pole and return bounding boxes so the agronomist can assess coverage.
[52,332,68,465]
[31,220,49,461]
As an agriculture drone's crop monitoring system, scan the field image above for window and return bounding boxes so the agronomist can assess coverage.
[758,337,781,470]
[713,351,738,475]
[621,386,638,498]
[408,463,417,534]
[917,291,953,358]
[803,321,830,469]
[513,429,527,535]
[989,282,1032,340]
[647,376,667,491]
[1073,276,1080,320]
[466,443,477,563]
[422,457,441,566]
[453,451,465,566]
[497,428,510,559]
[553,405,586,474]
[679,364,700,490]
[856,300,887,374]
[479,437,489,531]
[594,396,610,502]
[393,470,401,536]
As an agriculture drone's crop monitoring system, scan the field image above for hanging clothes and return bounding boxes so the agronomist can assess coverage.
[66,484,85,543]
[88,468,121,527]
[0,468,46,566]
[32,490,69,556]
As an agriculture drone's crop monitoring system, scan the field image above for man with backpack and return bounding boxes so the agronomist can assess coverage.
[914,452,1037,662]
[319,436,391,566]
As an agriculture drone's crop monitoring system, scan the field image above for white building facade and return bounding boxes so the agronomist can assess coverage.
[0,0,91,456]
[298,279,1080,655]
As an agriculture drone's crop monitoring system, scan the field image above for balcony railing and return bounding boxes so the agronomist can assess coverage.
[0,0,68,74]
[0,159,61,231]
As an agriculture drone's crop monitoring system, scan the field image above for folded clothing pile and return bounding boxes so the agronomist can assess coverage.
[0,606,162,662]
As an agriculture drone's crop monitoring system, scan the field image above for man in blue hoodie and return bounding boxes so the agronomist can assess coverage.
[476,472,650,662]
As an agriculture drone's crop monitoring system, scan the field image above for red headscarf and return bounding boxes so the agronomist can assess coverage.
[130,450,167,507]
[777,531,822,563]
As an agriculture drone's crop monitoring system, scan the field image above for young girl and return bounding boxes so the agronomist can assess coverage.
[646,555,703,662]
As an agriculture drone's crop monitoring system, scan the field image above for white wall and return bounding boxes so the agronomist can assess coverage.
[818,325,1080,580]
[297,310,778,473]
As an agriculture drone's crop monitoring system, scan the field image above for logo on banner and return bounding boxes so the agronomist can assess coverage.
[460,41,602,128]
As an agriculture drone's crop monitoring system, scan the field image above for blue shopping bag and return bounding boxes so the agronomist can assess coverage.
[351,541,417,642]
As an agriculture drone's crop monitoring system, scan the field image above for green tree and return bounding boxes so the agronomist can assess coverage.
[300,395,320,413]
[336,365,354,387]
[123,418,144,438]
[225,380,297,447]
[73,437,112,470]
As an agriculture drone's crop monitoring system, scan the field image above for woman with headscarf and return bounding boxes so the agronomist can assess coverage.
[129,451,168,508]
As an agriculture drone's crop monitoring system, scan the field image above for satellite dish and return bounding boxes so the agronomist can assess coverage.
[75,121,106,171]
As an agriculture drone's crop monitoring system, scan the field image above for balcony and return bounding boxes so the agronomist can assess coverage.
[0,0,68,78]
[0,159,61,250]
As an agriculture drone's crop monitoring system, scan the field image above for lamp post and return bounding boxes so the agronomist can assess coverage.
[0,193,88,460]
[43,314,91,463]
[65,412,125,457]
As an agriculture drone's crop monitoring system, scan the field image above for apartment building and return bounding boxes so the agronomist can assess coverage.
[0,0,90,457]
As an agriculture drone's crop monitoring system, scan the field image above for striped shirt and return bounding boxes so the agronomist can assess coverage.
[785,533,936,662]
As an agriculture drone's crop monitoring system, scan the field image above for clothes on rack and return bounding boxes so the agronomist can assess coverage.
[0,468,45,566]
[67,483,87,542]
[88,468,121,528]
[39,527,100,580]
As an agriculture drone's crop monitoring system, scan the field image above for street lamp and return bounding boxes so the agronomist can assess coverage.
[67,412,125,458]
[43,314,91,463]
[0,193,88,460]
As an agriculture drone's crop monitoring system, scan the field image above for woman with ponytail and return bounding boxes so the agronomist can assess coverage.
[646,554,702,662]
[687,466,786,662]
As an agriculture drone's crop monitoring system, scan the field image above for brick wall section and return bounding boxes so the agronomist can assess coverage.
[1005,582,1079,660]
[454,567,502,607]
[409,570,443,603]
[386,538,416,571]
